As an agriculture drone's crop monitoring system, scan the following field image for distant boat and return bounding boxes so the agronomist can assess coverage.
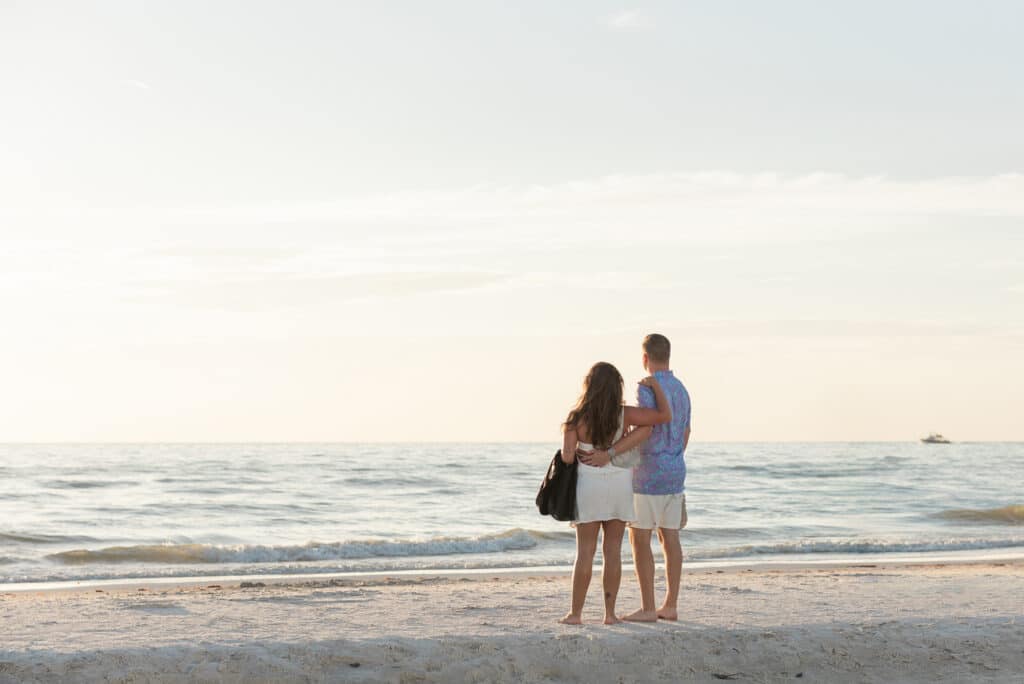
[921,433,951,444]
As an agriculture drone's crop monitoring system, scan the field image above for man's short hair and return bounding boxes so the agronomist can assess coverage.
[643,333,671,363]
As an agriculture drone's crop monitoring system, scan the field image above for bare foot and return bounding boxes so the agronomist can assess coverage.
[657,606,678,621]
[559,613,583,625]
[623,609,658,622]
[603,614,621,625]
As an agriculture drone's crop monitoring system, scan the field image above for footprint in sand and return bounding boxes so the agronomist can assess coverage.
[118,601,190,615]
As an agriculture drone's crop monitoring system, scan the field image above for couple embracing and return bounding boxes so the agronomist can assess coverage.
[559,333,691,625]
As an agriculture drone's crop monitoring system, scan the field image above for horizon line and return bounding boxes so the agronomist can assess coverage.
[2,440,1021,446]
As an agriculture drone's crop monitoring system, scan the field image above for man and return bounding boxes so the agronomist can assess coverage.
[623,333,691,621]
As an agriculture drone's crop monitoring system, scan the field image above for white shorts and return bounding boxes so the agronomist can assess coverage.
[630,493,687,530]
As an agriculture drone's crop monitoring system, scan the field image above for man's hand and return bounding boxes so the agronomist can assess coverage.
[579,449,611,467]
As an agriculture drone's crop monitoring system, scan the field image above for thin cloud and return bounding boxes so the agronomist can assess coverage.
[6,173,1024,247]
[124,79,152,90]
[603,10,654,31]
[673,319,1015,340]
[143,272,511,311]
[147,246,299,260]
[158,172,1024,229]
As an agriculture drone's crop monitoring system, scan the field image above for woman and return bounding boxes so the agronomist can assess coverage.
[559,362,672,625]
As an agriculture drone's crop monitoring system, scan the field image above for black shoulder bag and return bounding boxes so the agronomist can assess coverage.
[535,449,577,521]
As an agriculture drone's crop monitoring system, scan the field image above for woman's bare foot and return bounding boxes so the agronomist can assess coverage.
[559,613,583,625]
[656,606,678,621]
[623,608,658,622]
[603,614,621,625]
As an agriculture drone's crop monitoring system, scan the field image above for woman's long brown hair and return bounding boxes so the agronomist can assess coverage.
[563,362,623,449]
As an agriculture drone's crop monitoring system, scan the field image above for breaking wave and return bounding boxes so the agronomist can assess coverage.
[702,537,1024,559]
[45,528,571,566]
[935,505,1024,525]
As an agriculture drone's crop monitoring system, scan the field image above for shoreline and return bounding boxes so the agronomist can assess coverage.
[4,548,1023,595]
[2,560,1021,682]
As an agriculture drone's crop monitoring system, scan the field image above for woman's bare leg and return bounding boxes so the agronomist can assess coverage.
[560,522,600,624]
[600,520,626,624]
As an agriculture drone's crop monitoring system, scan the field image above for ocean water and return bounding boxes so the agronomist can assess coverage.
[1,442,1022,586]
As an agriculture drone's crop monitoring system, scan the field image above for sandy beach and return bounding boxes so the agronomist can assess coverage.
[1,560,1021,683]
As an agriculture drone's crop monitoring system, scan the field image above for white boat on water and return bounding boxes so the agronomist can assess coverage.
[921,433,951,444]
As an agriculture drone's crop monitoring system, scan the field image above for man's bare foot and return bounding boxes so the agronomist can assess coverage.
[623,609,658,622]
[603,614,621,625]
[559,613,583,625]
[657,606,678,621]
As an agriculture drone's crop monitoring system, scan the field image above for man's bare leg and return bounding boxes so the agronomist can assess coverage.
[624,527,657,621]
[600,520,625,624]
[656,527,682,620]
[560,522,600,624]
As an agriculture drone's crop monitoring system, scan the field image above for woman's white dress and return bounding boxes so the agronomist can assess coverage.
[574,409,636,524]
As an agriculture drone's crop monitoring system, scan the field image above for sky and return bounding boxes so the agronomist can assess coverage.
[1,1,1022,442]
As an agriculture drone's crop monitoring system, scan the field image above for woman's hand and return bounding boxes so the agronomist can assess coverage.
[624,375,672,426]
